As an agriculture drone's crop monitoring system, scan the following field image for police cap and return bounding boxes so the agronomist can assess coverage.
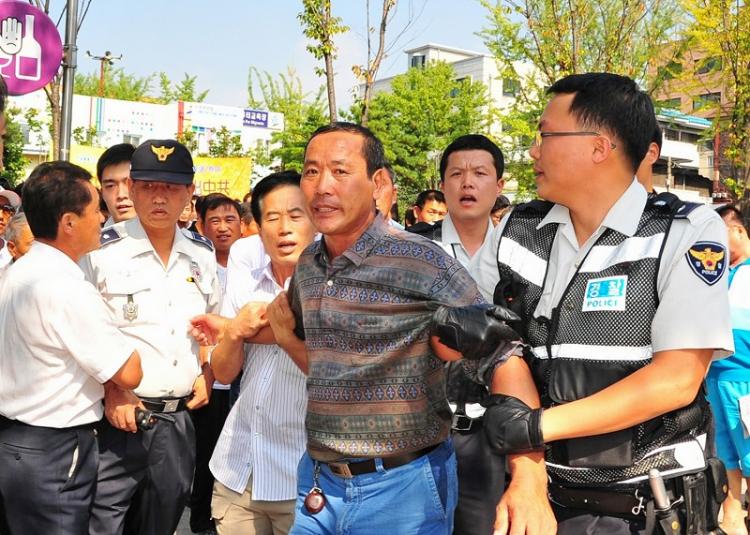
[130,139,194,185]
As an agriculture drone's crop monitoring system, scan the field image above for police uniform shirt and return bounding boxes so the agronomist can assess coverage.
[81,217,220,398]
[0,242,136,427]
[470,179,733,358]
[439,213,494,268]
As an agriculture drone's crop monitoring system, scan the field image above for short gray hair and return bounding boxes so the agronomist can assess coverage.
[5,212,29,242]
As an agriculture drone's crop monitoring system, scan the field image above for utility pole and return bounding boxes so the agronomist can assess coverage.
[59,0,78,162]
[86,50,122,97]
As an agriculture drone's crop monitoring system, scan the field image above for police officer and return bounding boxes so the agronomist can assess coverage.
[470,73,733,534]
[0,161,142,535]
[81,140,220,535]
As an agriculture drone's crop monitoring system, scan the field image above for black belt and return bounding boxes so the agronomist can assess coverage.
[550,482,677,517]
[139,396,189,413]
[323,443,441,478]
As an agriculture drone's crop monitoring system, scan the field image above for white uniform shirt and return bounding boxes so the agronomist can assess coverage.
[81,218,220,398]
[225,235,268,306]
[470,179,733,357]
[439,213,494,268]
[210,259,307,500]
[0,242,11,271]
[0,242,135,427]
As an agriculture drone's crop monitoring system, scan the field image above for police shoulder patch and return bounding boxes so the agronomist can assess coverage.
[685,241,727,285]
[183,229,214,251]
[100,228,123,246]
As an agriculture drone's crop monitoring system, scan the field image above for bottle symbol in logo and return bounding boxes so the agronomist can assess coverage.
[15,14,41,81]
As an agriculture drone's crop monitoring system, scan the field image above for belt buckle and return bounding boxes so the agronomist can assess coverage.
[452,413,473,432]
[162,399,179,413]
[328,462,353,479]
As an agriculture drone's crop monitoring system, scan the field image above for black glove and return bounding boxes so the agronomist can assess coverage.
[431,304,521,360]
[483,394,545,454]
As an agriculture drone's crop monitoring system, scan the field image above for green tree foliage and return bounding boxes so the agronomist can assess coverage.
[681,0,750,199]
[74,68,153,101]
[176,130,200,154]
[298,0,349,121]
[365,61,491,201]
[208,127,245,157]
[1,108,29,188]
[158,72,210,103]
[479,0,682,198]
[247,67,328,171]
[72,126,98,146]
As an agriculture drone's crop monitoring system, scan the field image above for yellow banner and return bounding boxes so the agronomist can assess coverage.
[68,145,252,200]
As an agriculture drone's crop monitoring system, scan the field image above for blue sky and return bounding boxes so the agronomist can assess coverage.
[55,0,492,109]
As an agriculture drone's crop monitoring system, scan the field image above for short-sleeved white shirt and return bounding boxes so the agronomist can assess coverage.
[470,179,733,357]
[224,235,268,309]
[81,218,220,398]
[0,242,135,427]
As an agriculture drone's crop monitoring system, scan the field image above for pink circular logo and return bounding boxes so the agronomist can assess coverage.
[0,1,63,95]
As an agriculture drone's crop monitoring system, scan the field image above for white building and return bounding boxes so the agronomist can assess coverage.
[364,43,533,138]
[8,90,283,177]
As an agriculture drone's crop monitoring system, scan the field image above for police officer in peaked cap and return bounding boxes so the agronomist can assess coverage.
[81,139,221,535]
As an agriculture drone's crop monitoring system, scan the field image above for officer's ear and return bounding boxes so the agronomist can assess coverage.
[58,212,76,239]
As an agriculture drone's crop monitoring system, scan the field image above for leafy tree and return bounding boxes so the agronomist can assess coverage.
[681,0,750,200]
[208,127,244,158]
[158,72,210,103]
[1,108,29,188]
[247,67,328,170]
[365,61,491,200]
[298,0,349,121]
[74,68,153,101]
[72,125,98,146]
[478,0,682,198]
[176,130,200,154]
[352,0,396,126]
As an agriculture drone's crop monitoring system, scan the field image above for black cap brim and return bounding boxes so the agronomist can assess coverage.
[130,170,194,185]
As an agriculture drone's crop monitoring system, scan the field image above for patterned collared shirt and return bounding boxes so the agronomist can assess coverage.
[290,216,483,462]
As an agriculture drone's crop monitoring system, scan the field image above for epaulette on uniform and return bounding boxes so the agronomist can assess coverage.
[100,227,123,246]
[648,192,701,219]
[183,229,214,251]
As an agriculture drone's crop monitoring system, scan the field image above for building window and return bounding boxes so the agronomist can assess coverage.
[123,134,140,146]
[658,60,683,80]
[692,92,721,111]
[502,78,520,97]
[664,128,679,141]
[657,97,681,110]
[410,54,426,68]
[695,57,722,75]
[680,131,700,143]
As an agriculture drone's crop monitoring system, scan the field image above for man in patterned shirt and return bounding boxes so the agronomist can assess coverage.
[267,122,549,535]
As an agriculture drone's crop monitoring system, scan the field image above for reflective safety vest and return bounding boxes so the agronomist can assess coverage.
[495,193,711,488]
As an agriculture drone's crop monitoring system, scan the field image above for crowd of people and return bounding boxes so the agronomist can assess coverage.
[0,72,747,535]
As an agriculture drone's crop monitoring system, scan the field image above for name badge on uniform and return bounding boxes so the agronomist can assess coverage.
[582,275,628,312]
[189,261,202,283]
[123,294,138,321]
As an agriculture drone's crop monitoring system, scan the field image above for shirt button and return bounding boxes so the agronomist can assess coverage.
[173,360,178,366]
[326,280,333,287]
[256,405,260,410]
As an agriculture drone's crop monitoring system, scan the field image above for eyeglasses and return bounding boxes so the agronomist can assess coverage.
[0,204,15,215]
[533,131,617,149]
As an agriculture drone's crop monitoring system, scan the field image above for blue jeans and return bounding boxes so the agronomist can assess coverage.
[290,440,457,535]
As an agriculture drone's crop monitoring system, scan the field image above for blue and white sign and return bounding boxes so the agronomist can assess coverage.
[243,108,269,128]
[582,275,628,312]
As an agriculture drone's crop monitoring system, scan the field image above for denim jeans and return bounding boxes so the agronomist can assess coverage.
[290,440,457,535]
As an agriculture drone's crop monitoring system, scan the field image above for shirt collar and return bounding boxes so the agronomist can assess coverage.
[441,213,493,245]
[125,217,194,258]
[316,214,387,268]
[537,178,647,238]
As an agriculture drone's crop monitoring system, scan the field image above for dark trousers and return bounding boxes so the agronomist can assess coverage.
[189,389,230,532]
[452,420,506,535]
[554,505,647,534]
[0,417,98,535]
[89,411,195,535]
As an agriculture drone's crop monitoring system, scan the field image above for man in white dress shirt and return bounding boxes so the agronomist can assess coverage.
[0,161,142,535]
[208,171,315,535]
